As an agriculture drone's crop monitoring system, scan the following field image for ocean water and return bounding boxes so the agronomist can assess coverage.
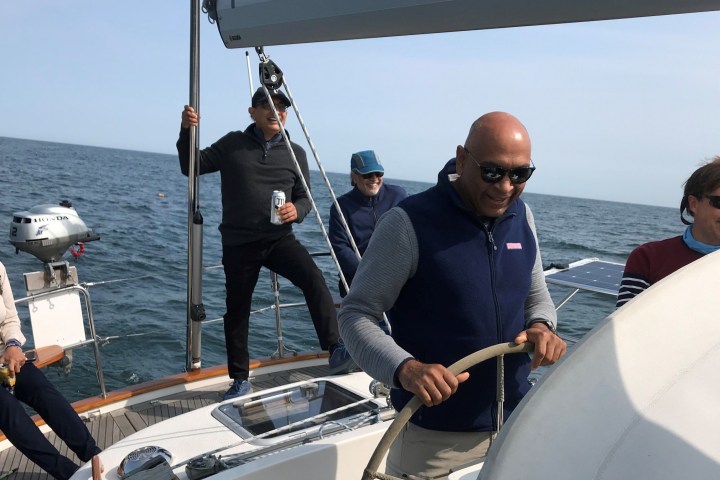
[0,136,681,402]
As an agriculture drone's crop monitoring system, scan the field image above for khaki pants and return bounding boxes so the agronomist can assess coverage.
[385,422,491,480]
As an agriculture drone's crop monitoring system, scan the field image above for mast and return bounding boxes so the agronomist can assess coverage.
[186,0,205,371]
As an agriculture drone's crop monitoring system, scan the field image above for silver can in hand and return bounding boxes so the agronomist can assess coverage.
[270,190,286,225]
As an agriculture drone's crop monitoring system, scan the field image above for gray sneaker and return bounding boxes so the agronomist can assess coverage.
[223,379,253,400]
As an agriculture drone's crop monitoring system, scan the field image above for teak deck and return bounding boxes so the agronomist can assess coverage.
[0,363,329,480]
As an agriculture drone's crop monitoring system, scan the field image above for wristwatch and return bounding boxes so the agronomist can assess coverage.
[527,320,557,336]
[4,339,22,349]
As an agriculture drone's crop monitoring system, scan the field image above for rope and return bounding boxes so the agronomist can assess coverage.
[69,242,85,258]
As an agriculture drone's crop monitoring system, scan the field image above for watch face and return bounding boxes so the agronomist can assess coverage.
[533,321,556,334]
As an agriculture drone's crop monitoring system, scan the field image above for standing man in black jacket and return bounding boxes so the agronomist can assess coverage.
[177,87,354,400]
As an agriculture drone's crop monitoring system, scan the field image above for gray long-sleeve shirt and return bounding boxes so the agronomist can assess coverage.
[338,204,556,388]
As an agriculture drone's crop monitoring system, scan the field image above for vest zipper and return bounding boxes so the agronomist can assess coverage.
[483,223,503,342]
[485,222,503,434]
[484,211,519,433]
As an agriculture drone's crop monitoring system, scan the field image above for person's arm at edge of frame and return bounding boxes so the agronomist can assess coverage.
[515,204,567,370]
[0,262,27,375]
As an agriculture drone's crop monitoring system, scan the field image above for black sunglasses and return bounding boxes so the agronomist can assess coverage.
[464,148,535,185]
[706,195,720,209]
[355,171,384,179]
[258,102,289,112]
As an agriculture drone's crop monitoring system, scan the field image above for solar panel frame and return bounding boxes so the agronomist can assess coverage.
[544,260,624,296]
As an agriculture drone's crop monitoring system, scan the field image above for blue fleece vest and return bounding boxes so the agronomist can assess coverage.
[334,185,407,269]
[390,167,537,432]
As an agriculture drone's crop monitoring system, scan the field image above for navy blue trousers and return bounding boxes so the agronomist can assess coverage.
[0,363,101,480]
[222,233,340,380]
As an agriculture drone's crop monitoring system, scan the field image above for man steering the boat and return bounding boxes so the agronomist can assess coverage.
[177,87,355,401]
[339,112,566,479]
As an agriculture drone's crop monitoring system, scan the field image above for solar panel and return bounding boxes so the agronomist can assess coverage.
[544,260,624,296]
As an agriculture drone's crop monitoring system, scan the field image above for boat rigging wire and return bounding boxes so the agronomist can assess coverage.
[176,395,388,471]
[252,48,353,300]
[245,51,253,94]
[252,47,392,332]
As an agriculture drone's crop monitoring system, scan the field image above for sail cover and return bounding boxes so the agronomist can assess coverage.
[210,0,720,48]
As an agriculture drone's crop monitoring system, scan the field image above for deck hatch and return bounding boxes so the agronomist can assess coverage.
[212,380,376,443]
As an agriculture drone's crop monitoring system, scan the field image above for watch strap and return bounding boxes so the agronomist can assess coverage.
[527,320,557,335]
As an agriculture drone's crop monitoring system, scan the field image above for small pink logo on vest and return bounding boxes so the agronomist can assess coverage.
[506,242,522,250]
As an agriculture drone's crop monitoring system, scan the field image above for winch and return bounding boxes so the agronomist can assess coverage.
[8,200,100,263]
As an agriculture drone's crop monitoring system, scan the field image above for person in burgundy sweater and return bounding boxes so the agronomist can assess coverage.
[617,156,720,307]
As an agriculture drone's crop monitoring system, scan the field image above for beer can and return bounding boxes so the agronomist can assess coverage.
[0,365,15,392]
[270,190,286,225]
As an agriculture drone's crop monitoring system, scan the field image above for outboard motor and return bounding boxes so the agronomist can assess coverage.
[8,200,100,263]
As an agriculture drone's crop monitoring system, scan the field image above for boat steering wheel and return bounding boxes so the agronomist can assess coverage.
[361,342,534,480]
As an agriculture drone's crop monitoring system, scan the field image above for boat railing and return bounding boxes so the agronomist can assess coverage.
[13,282,108,398]
[11,251,336,399]
[10,255,624,399]
[198,251,336,359]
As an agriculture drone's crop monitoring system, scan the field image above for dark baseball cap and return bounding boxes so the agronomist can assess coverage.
[351,150,384,175]
[251,87,291,108]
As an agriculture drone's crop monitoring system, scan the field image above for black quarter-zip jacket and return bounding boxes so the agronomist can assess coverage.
[178,123,311,246]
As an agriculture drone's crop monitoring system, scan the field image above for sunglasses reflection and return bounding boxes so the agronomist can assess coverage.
[464,148,535,185]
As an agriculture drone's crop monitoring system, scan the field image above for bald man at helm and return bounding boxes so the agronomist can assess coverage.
[339,112,566,479]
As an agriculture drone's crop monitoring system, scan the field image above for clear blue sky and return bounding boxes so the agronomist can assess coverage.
[1,4,718,208]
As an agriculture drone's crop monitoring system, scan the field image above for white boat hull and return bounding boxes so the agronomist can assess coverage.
[479,249,720,479]
[71,371,390,480]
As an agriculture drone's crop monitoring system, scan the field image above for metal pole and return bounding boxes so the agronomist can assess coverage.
[186,0,205,371]
[245,51,254,94]
[270,272,285,358]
